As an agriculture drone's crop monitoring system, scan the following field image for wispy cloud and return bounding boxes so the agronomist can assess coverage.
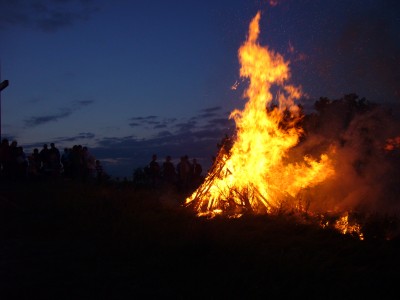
[21,104,236,177]
[129,116,177,129]
[77,99,94,106]
[54,132,96,143]
[24,109,73,127]
[201,106,222,113]
[24,99,94,127]
[153,124,167,129]
[203,118,234,129]
[130,116,158,121]
[23,132,96,150]
[91,122,234,177]
[174,120,197,132]
[128,105,232,138]
[0,0,99,32]
[90,105,236,177]
[129,122,141,127]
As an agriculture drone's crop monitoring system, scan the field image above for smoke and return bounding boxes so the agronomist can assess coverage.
[268,0,279,7]
[338,16,400,101]
[292,94,400,216]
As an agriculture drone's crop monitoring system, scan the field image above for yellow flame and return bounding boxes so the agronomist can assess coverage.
[186,12,334,216]
[334,212,364,240]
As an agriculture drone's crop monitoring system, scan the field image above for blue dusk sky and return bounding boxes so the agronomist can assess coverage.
[1,0,399,178]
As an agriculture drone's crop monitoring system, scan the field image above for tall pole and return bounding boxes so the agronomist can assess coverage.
[0,60,10,142]
[0,60,2,142]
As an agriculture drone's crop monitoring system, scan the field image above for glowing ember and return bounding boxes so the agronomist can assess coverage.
[334,212,364,240]
[384,136,400,151]
[186,12,334,216]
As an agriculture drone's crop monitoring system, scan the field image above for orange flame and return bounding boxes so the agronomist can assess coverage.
[334,212,364,240]
[384,136,400,151]
[186,12,334,216]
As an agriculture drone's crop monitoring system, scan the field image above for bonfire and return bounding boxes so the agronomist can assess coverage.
[186,12,334,217]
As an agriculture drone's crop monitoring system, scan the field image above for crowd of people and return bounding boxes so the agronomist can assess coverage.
[0,138,206,192]
[0,138,108,183]
[134,154,204,192]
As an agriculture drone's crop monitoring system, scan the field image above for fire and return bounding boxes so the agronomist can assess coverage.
[334,212,364,240]
[384,136,400,151]
[186,12,334,216]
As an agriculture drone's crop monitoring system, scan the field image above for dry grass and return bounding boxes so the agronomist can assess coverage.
[1,179,399,299]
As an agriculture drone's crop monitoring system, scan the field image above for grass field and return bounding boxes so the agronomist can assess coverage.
[1,179,399,299]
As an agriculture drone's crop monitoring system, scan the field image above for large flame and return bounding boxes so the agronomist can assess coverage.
[186,12,334,216]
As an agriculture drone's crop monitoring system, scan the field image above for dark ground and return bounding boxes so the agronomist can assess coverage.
[1,179,400,299]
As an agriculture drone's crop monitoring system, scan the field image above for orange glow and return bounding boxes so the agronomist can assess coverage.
[334,212,364,240]
[186,12,334,216]
[269,0,279,7]
[384,136,400,151]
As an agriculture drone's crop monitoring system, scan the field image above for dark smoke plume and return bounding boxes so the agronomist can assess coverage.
[292,94,400,216]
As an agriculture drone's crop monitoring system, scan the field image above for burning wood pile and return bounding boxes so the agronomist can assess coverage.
[186,12,334,218]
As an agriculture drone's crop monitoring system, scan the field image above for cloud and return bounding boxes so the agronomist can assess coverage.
[22,131,96,150]
[174,120,197,132]
[196,112,218,119]
[129,116,176,129]
[77,99,94,106]
[24,109,72,127]
[195,106,221,118]
[130,116,158,121]
[153,124,167,129]
[91,130,222,178]
[0,0,99,32]
[203,117,235,129]
[200,106,222,113]
[90,105,236,177]
[54,132,96,143]
[21,104,234,178]
[155,131,173,138]
[24,99,94,127]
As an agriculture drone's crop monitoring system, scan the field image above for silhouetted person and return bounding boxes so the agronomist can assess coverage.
[0,138,10,178]
[190,158,203,188]
[70,145,83,180]
[27,148,41,180]
[148,154,160,187]
[8,141,18,179]
[15,146,28,180]
[162,155,176,186]
[82,146,96,182]
[95,159,108,183]
[49,142,61,176]
[61,148,72,178]
[176,155,191,192]
[39,144,50,175]
[133,167,146,188]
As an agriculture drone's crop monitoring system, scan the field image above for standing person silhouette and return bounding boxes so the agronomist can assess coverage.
[176,155,191,192]
[49,143,61,176]
[162,155,176,186]
[39,144,50,175]
[190,158,203,188]
[148,154,160,188]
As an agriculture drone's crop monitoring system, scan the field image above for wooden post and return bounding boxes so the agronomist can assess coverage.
[0,61,10,141]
